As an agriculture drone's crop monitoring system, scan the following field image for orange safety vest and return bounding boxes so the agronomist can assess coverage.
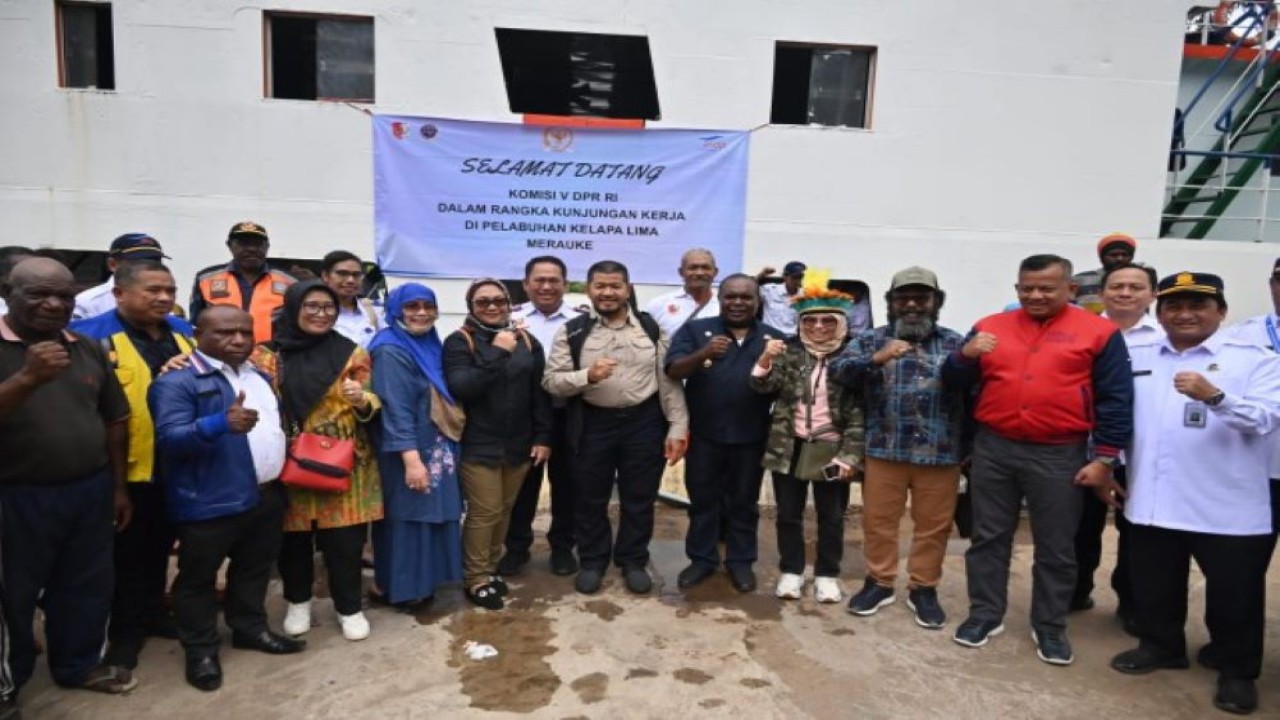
[196,267,295,342]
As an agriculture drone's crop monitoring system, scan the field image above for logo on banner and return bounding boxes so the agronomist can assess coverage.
[543,127,574,153]
[420,124,438,139]
[700,135,728,151]
[391,122,408,140]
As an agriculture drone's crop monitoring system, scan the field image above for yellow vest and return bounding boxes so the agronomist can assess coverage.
[106,330,194,483]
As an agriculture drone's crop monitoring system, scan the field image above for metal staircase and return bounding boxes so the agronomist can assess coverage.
[1163,2,1280,240]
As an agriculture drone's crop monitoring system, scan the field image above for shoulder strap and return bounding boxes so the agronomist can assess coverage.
[458,325,477,354]
[566,314,593,369]
[360,298,380,329]
[636,310,661,345]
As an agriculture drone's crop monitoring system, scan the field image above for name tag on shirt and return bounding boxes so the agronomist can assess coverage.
[1184,401,1207,428]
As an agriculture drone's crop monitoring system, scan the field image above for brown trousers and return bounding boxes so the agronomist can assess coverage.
[461,461,530,587]
[861,457,960,588]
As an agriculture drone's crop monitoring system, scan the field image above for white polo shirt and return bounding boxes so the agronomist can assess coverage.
[512,300,581,355]
[334,299,382,348]
[644,289,718,339]
[1230,313,1280,478]
[194,350,287,484]
[1125,332,1280,535]
[759,283,798,336]
[73,279,116,320]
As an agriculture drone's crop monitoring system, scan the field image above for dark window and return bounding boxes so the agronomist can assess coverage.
[266,13,374,101]
[771,43,874,128]
[57,1,114,90]
[495,28,660,120]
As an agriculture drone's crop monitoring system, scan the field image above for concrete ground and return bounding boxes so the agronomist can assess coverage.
[20,501,1280,720]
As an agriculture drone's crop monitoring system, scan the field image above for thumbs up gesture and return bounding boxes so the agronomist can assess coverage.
[226,389,260,434]
[341,378,369,409]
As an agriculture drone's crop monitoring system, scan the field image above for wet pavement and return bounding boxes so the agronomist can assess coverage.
[20,503,1280,719]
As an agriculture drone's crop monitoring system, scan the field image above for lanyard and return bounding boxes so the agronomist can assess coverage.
[1267,316,1280,354]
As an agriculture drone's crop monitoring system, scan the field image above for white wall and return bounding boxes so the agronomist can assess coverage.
[3,0,1273,331]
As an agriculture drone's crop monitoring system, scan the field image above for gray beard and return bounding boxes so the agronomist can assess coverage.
[893,317,934,342]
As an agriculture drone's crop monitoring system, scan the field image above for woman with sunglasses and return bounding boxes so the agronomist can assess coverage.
[251,280,383,641]
[750,272,865,603]
[443,280,553,610]
[367,284,465,609]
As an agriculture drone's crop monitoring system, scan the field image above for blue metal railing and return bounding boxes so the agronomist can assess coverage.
[1177,2,1279,138]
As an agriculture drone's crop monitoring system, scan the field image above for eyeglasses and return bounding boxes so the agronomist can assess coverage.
[473,297,510,309]
[800,315,838,327]
[402,301,437,314]
[301,302,338,316]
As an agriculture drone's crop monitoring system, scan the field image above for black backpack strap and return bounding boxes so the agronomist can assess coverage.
[565,314,593,370]
[635,311,661,346]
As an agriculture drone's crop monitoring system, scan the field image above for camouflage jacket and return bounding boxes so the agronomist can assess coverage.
[749,339,865,474]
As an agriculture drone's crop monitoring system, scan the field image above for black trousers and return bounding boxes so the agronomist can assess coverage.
[773,472,846,577]
[505,407,575,557]
[0,469,114,689]
[279,522,368,616]
[1127,523,1271,679]
[1072,466,1132,611]
[172,482,286,659]
[574,398,665,571]
[109,482,175,642]
[684,438,765,568]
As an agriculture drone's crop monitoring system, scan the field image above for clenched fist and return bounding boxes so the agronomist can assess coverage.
[492,330,518,352]
[23,341,70,384]
[702,335,733,361]
[756,338,787,370]
[962,332,998,359]
[873,339,913,366]
[588,357,618,384]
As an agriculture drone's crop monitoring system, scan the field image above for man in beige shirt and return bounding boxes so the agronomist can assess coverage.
[544,260,688,595]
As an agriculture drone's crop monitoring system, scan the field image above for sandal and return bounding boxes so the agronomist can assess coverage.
[78,664,138,694]
[465,583,505,610]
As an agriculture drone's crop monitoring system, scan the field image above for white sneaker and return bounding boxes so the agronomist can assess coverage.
[775,573,804,599]
[814,577,843,604]
[283,601,312,636]
[339,611,371,641]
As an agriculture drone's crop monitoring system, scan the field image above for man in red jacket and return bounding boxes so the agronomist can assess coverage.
[943,254,1133,666]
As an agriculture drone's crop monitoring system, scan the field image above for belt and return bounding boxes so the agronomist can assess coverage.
[583,394,659,418]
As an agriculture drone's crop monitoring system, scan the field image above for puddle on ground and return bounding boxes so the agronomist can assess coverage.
[582,599,624,622]
[699,698,727,708]
[570,672,609,703]
[673,667,714,685]
[626,667,659,680]
[740,677,772,689]
[443,601,561,713]
[826,627,856,637]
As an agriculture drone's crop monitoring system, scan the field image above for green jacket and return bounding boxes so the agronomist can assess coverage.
[749,339,865,475]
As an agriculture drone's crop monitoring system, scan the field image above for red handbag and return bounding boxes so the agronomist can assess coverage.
[281,432,354,493]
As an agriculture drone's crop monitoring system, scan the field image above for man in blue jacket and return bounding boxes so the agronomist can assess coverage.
[149,306,303,693]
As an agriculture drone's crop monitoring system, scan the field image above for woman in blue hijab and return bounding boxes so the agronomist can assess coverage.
[367,284,464,606]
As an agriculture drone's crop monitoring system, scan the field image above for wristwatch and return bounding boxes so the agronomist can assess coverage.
[1206,390,1226,407]
[1092,456,1118,468]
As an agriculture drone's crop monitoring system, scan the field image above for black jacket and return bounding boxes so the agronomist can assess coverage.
[443,320,553,466]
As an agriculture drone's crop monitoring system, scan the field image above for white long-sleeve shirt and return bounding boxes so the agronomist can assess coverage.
[1125,332,1280,535]
[194,350,286,483]
[1229,313,1280,478]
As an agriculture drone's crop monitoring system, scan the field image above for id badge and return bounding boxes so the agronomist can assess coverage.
[1184,401,1207,428]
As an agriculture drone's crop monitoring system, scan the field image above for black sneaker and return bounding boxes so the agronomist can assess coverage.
[846,578,895,616]
[496,551,529,577]
[622,566,653,594]
[575,568,604,595]
[550,548,579,576]
[1032,627,1074,666]
[952,617,1005,648]
[488,575,509,597]
[906,587,947,629]
[1214,676,1258,715]
[0,692,20,720]
[465,583,504,610]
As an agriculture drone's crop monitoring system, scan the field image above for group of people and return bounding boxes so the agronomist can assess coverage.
[0,226,1278,717]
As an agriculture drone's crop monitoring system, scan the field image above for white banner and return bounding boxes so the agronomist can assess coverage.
[373,116,749,283]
